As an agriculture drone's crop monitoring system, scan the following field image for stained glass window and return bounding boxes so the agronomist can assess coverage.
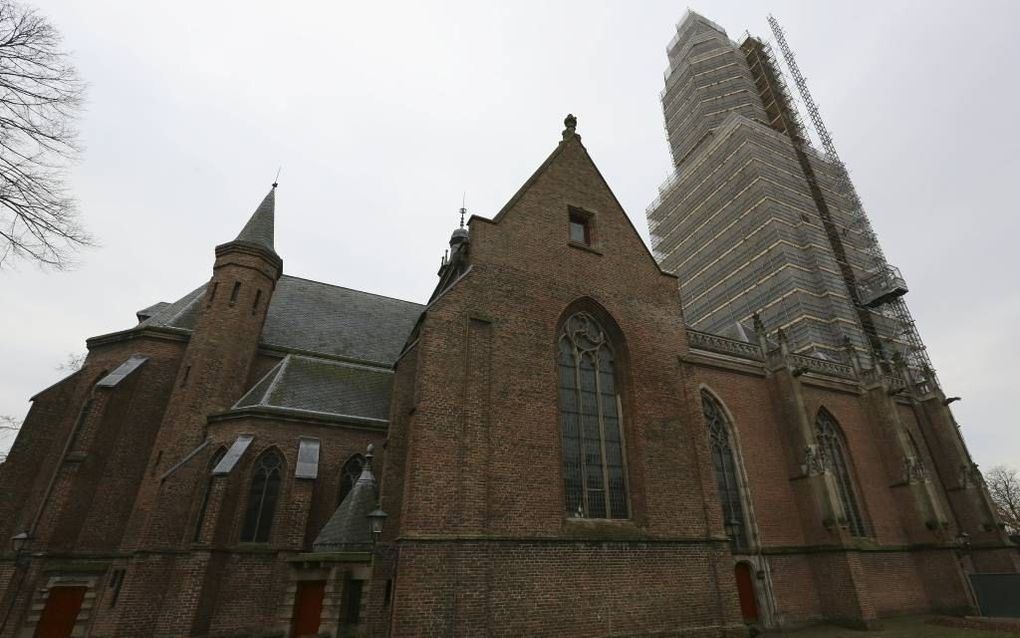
[816,410,867,537]
[241,449,283,543]
[558,312,628,519]
[702,391,748,550]
[338,454,365,506]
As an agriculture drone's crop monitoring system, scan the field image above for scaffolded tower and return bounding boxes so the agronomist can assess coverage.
[647,11,936,386]
[764,16,936,386]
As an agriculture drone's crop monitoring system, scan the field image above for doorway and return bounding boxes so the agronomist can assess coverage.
[290,580,326,638]
[34,586,86,638]
[734,562,760,624]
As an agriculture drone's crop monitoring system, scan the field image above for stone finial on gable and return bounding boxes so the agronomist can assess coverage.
[562,113,578,140]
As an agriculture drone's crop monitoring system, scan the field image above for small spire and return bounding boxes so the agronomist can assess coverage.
[233,185,277,253]
[459,192,466,229]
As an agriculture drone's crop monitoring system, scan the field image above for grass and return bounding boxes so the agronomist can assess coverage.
[763,615,1020,638]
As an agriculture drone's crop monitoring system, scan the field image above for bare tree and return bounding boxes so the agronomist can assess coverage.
[985,465,1020,536]
[56,350,85,371]
[0,1,89,269]
[0,414,20,461]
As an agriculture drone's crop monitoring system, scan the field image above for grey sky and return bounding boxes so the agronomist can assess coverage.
[2,1,1018,472]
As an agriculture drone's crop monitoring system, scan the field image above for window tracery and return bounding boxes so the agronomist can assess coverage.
[338,454,365,506]
[815,410,867,537]
[702,391,748,549]
[557,312,628,519]
[241,449,283,543]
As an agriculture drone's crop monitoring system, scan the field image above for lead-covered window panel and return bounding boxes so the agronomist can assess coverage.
[558,312,628,519]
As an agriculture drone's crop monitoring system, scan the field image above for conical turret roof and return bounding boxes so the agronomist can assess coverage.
[313,446,378,552]
[234,186,276,253]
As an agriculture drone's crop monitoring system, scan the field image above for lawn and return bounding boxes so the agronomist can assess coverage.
[763,615,1020,638]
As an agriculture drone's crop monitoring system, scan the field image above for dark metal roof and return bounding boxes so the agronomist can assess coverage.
[234,355,393,422]
[138,275,423,367]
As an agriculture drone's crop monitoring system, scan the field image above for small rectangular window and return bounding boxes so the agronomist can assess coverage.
[181,365,191,387]
[569,208,592,246]
[252,289,262,315]
[229,281,242,304]
[207,281,218,306]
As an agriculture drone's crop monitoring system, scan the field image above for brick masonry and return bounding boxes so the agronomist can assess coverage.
[0,127,1016,637]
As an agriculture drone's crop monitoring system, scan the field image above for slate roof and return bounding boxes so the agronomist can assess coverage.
[135,301,169,323]
[260,277,422,365]
[313,455,378,552]
[234,355,393,422]
[233,187,277,253]
[137,275,423,367]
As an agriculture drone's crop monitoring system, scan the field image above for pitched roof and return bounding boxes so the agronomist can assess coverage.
[233,187,277,252]
[313,453,378,552]
[135,301,169,323]
[260,277,422,365]
[476,120,675,280]
[234,355,393,422]
[138,275,423,366]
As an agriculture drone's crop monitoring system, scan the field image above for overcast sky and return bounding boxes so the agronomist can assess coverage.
[2,1,1018,472]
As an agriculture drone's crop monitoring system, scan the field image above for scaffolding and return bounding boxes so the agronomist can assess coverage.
[646,11,937,373]
[763,16,938,388]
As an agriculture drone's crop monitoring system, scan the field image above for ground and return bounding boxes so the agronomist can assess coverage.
[763,616,1020,637]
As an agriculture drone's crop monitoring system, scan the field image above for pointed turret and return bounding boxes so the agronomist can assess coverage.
[233,186,277,253]
[428,204,472,302]
[134,182,285,549]
[215,183,283,275]
[314,445,379,552]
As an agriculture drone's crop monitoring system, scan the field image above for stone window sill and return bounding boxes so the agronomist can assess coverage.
[567,241,602,256]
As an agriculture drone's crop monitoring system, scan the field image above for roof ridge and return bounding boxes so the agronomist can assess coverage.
[280,274,424,307]
[288,354,395,374]
[264,354,293,405]
[233,358,286,408]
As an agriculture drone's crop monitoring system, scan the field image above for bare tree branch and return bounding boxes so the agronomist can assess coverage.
[0,413,21,462]
[56,350,84,371]
[0,1,90,269]
[985,465,1020,536]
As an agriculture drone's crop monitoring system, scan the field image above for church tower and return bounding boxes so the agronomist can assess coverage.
[90,187,287,637]
[129,185,282,547]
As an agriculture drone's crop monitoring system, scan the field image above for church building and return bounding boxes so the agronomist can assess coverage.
[0,117,1016,637]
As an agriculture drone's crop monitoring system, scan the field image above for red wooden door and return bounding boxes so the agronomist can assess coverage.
[291,581,326,637]
[34,586,86,638]
[734,562,759,623]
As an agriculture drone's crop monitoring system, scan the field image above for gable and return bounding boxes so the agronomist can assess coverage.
[472,131,673,283]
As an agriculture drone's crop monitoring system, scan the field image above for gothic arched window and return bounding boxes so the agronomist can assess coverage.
[816,410,867,537]
[558,312,628,519]
[338,454,365,506]
[241,449,283,543]
[193,447,227,542]
[702,391,748,550]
